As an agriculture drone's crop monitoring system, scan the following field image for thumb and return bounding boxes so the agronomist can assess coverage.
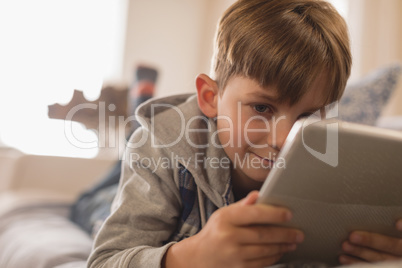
[240,191,260,206]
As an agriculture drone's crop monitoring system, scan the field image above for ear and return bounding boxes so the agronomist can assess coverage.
[195,74,219,118]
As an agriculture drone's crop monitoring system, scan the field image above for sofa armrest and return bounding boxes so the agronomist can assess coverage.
[8,155,115,202]
[0,148,23,191]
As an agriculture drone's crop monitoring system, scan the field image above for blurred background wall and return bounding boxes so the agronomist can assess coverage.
[121,0,236,96]
[348,0,402,82]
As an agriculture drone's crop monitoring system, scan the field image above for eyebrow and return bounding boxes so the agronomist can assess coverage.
[246,92,279,102]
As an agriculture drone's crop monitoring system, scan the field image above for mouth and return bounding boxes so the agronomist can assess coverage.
[252,153,276,167]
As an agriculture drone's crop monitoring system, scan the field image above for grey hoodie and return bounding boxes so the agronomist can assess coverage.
[88,94,234,268]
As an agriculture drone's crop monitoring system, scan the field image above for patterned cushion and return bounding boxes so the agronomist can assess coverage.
[339,63,402,125]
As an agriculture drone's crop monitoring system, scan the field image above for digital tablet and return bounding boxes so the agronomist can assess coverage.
[257,118,402,266]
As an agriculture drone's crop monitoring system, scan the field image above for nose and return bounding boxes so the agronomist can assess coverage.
[268,116,294,150]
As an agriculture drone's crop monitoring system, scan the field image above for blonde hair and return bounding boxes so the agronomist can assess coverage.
[212,0,352,104]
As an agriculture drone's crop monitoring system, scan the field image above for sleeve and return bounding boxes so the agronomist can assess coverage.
[87,127,182,268]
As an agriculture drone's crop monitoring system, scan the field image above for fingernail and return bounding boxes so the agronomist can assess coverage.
[350,233,362,243]
[287,244,297,251]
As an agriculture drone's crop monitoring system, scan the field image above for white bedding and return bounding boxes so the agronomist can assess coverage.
[0,203,92,268]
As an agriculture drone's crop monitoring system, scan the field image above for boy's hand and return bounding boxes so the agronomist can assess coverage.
[339,219,402,264]
[164,191,304,268]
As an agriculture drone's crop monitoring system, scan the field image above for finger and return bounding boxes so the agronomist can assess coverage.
[240,191,260,206]
[240,243,297,260]
[396,219,402,231]
[342,241,400,262]
[348,231,402,256]
[224,203,292,226]
[339,254,366,265]
[236,225,304,244]
[245,254,283,268]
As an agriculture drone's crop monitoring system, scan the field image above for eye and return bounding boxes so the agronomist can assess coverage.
[253,104,272,114]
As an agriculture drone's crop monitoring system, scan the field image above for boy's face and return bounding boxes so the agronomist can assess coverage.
[215,75,328,194]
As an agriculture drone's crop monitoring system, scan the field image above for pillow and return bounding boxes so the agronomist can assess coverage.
[338,63,402,126]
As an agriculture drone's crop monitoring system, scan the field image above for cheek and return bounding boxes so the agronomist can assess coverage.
[217,113,270,148]
[242,118,270,144]
[216,104,240,147]
[216,118,234,148]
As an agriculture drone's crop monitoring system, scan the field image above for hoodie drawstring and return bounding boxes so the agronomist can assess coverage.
[197,187,207,227]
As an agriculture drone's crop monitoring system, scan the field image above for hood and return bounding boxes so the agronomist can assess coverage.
[134,93,234,208]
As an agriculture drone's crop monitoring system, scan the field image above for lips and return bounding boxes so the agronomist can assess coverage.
[252,152,275,166]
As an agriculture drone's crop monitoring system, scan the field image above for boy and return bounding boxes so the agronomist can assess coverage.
[88,0,402,267]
